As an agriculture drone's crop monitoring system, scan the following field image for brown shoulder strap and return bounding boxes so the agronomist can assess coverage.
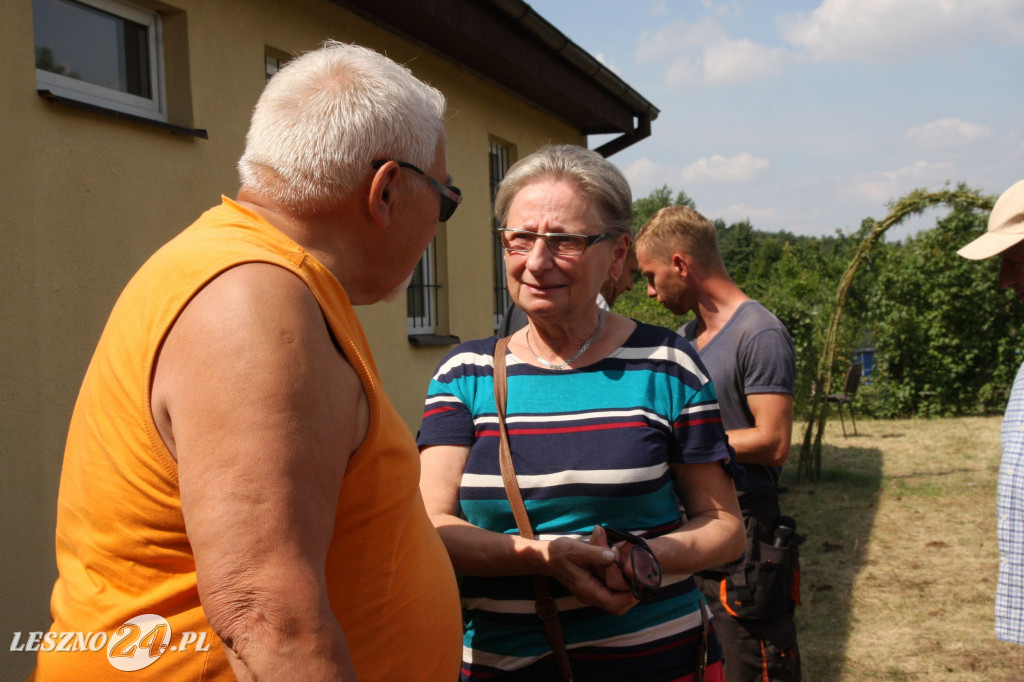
[493,336,534,539]
[492,337,574,682]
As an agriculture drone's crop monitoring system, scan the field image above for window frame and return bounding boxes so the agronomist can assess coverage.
[490,140,515,331]
[407,239,438,336]
[34,0,166,122]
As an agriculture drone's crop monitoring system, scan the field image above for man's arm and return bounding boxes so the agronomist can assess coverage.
[724,393,793,467]
[151,263,367,681]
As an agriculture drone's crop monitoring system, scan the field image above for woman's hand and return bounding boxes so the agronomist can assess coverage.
[588,525,633,592]
[543,532,637,615]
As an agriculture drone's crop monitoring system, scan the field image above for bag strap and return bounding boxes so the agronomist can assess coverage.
[493,337,574,682]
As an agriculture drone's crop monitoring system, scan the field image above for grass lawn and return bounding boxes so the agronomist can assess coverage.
[781,416,1024,681]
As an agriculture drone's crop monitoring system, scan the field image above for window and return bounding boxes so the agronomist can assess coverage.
[490,141,515,330]
[265,47,291,83]
[33,0,165,122]
[265,55,284,82]
[407,240,439,335]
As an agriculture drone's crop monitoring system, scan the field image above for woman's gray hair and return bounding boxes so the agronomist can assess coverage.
[494,145,633,237]
[238,41,447,214]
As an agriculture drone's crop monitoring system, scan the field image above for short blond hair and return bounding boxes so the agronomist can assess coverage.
[635,205,724,272]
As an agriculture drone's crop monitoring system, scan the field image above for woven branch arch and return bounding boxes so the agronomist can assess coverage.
[797,186,995,482]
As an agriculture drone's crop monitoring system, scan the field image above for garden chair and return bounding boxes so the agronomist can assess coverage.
[827,362,863,437]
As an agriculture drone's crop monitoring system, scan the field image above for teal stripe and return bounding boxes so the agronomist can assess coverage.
[507,370,686,418]
[433,360,714,420]
[461,483,681,536]
[428,374,496,417]
[526,485,681,534]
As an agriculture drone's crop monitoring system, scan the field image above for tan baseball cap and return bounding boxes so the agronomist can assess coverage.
[957,179,1024,260]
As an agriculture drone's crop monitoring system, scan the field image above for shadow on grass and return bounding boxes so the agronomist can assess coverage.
[779,439,883,681]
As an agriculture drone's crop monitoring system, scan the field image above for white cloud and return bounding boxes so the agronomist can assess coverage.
[843,160,955,205]
[622,157,671,194]
[647,2,670,18]
[662,41,788,87]
[701,39,787,86]
[780,0,1024,63]
[635,18,729,64]
[681,152,771,184]
[715,203,781,225]
[592,52,621,75]
[638,17,787,87]
[905,118,992,148]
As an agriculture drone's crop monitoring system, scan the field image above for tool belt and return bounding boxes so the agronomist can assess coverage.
[700,487,803,620]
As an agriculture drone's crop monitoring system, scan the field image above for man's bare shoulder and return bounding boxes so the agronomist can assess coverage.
[152,261,368,461]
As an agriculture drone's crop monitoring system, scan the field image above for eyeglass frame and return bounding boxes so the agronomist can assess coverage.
[497,228,618,258]
[371,159,462,222]
[602,526,663,601]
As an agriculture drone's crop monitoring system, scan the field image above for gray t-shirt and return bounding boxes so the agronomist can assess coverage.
[679,300,795,493]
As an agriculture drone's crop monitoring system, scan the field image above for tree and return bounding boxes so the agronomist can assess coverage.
[864,195,1023,417]
[631,185,695,232]
[798,184,997,481]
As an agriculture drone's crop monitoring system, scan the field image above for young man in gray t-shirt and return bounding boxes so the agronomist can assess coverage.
[637,206,801,682]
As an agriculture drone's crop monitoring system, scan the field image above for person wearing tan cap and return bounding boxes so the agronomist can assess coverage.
[958,178,1024,645]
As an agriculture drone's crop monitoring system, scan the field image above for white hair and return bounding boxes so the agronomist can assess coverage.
[238,41,447,214]
[494,145,633,237]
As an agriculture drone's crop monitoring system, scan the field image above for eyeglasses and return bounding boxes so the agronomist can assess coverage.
[371,160,462,222]
[497,228,617,258]
[603,526,662,601]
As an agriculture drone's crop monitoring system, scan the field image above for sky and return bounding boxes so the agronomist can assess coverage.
[526,0,1024,240]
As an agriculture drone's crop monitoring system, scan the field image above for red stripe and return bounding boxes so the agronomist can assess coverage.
[423,406,457,418]
[477,420,649,438]
[672,416,722,428]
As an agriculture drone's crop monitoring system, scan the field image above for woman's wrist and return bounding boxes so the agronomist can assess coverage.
[512,535,550,574]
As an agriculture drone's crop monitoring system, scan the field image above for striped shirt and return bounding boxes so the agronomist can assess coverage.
[417,323,736,679]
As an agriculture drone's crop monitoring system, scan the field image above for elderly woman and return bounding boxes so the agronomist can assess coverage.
[418,145,744,681]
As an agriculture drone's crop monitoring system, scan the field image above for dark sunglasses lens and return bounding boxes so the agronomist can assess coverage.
[439,186,461,222]
[631,548,660,590]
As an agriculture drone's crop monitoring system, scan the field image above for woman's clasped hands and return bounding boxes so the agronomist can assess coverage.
[539,525,642,616]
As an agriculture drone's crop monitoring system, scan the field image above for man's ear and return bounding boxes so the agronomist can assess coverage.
[608,234,630,282]
[671,252,689,278]
[367,161,400,226]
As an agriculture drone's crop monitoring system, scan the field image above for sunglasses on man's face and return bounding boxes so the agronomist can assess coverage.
[371,159,462,222]
[602,526,663,601]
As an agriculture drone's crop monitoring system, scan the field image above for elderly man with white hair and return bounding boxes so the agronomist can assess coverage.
[33,42,462,681]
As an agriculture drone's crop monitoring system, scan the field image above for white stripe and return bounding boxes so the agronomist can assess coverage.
[463,572,692,614]
[613,345,710,384]
[434,349,494,377]
[679,401,719,414]
[425,394,463,407]
[463,597,707,671]
[461,463,670,490]
[464,646,543,673]
[474,406,670,430]
[573,608,705,648]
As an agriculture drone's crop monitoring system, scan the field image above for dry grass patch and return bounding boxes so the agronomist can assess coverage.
[780,416,1024,681]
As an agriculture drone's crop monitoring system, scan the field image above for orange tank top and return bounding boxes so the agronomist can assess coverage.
[31,198,461,681]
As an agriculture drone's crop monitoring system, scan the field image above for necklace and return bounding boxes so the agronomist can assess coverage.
[526,309,604,370]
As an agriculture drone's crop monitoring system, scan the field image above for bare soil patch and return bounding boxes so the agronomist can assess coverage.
[781,416,1024,681]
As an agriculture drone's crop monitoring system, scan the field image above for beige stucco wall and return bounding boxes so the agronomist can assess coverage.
[0,0,581,674]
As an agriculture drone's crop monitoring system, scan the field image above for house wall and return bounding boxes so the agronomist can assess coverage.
[0,0,580,673]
